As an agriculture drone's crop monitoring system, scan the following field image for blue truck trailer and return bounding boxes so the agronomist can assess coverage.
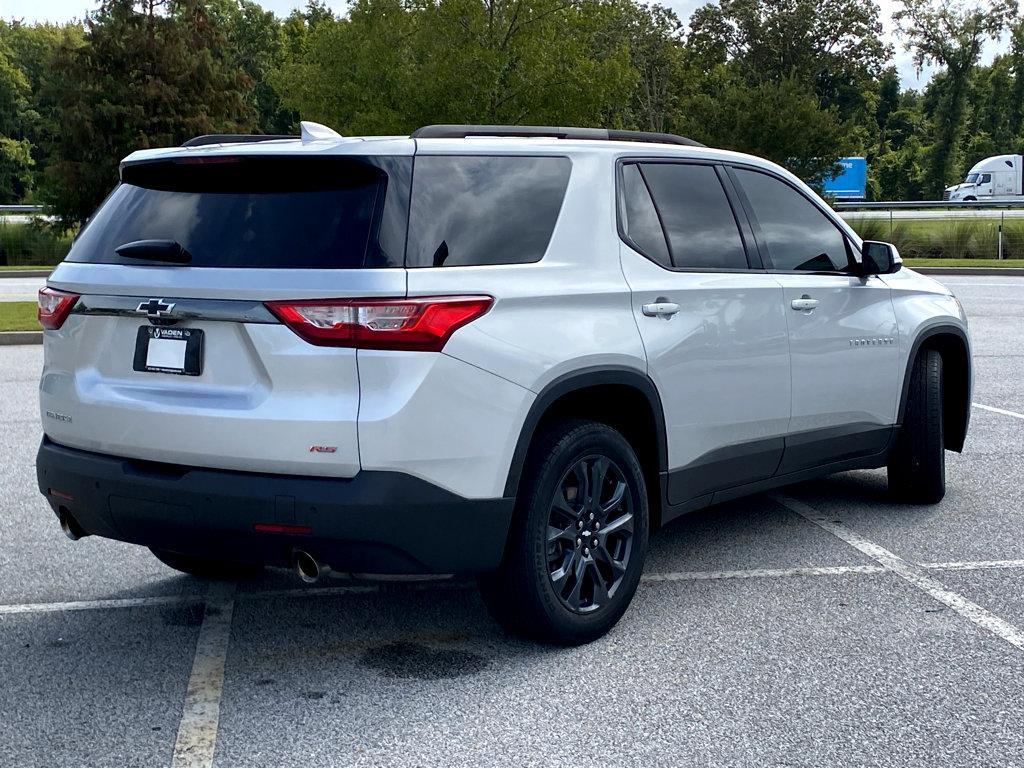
[822,157,867,200]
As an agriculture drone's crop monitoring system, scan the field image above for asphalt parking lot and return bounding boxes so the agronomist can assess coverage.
[1,274,1023,767]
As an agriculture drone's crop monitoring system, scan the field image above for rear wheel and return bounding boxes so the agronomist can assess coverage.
[479,419,649,645]
[888,349,945,503]
[150,548,264,580]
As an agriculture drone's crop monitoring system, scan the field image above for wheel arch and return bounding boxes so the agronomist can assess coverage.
[898,324,971,452]
[503,367,669,526]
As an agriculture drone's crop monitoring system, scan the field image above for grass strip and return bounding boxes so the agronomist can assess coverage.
[0,301,39,332]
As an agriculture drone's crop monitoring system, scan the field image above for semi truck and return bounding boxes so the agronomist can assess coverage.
[944,154,1023,202]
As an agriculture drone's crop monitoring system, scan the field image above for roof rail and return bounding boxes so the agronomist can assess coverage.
[181,134,297,148]
[410,124,706,147]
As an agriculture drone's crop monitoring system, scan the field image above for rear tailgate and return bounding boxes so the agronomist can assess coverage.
[41,148,412,477]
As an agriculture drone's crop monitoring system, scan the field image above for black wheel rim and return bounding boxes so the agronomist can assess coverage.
[546,454,635,614]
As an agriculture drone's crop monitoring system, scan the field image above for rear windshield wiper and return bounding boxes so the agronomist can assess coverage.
[115,239,192,264]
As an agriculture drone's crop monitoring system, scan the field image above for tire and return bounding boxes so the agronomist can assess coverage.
[150,547,264,580]
[478,419,649,645]
[888,349,945,503]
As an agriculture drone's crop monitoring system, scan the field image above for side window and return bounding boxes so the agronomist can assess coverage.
[980,173,992,184]
[620,163,671,266]
[733,168,851,272]
[638,163,749,270]
[406,155,571,267]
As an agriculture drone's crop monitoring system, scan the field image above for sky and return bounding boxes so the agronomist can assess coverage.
[0,0,1014,89]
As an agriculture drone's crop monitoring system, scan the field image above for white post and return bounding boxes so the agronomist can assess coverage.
[998,211,1004,260]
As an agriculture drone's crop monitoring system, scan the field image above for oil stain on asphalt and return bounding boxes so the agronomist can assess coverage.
[360,641,489,680]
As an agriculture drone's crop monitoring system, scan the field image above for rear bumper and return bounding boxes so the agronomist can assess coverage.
[36,437,515,574]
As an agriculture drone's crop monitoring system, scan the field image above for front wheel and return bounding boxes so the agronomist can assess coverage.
[888,349,945,503]
[478,419,649,645]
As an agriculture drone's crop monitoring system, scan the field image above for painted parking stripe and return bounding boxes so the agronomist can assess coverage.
[0,594,196,615]
[3,560,1024,616]
[642,564,885,582]
[773,494,1024,653]
[973,402,1024,420]
[923,559,1024,571]
[171,581,237,768]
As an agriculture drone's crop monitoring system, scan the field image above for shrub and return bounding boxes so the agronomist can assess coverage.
[0,218,72,266]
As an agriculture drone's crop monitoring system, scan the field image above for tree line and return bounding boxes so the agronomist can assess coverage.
[0,0,1021,225]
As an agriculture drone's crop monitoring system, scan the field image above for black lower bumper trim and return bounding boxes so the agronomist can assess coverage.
[36,438,514,574]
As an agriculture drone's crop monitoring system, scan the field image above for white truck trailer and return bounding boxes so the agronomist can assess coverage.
[944,154,1023,201]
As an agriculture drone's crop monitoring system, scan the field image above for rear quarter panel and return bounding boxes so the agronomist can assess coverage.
[407,150,647,395]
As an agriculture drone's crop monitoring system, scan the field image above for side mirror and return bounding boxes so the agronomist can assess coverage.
[857,240,902,276]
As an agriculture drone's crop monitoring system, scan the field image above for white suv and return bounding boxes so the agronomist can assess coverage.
[36,123,972,644]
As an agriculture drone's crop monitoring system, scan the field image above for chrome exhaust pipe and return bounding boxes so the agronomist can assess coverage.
[59,508,86,541]
[293,550,327,584]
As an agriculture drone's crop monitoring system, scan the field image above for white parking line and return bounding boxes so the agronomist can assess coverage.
[171,581,237,768]
[772,494,1024,653]
[923,559,1024,571]
[642,564,885,581]
[973,402,1024,420]
[5,558,1024,616]
[0,594,196,615]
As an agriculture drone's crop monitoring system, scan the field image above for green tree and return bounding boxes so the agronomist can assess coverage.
[687,0,890,121]
[42,0,256,224]
[874,67,900,153]
[0,37,33,200]
[0,21,85,200]
[895,0,1018,195]
[273,0,637,134]
[209,0,301,133]
[683,75,851,186]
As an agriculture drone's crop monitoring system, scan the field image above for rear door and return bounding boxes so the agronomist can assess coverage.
[617,159,791,506]
[728,166,899,473]
[42,149,412,477]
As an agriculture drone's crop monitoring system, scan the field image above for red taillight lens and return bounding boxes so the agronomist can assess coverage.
[265,296,493,351]
[37,287,80,330]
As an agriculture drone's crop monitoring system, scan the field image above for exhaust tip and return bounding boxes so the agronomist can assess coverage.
[59,508,86,541]
[293,550,323,584]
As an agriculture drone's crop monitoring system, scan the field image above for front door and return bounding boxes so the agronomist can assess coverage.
[730,166,899,474]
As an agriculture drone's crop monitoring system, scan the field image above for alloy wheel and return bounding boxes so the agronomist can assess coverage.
[546,454,635,613]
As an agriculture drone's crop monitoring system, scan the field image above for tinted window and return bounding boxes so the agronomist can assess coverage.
[68,156,410,268]
[980,173,992,183]
[620,163,670,266]
[734,168,850,272]
[407,155,571,267]
[638,163,748,270]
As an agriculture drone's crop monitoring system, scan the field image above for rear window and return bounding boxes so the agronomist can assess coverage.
[67,156,411,268]
[406,155,571,267]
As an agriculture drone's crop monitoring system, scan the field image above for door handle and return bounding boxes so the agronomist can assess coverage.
[790,296,819,312]
[642,302,680,318]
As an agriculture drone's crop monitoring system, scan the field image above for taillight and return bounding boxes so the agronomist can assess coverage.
[37,287,80,330]
[265,296,493,351]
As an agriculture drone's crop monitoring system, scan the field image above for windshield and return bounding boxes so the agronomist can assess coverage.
[965,173,980,184]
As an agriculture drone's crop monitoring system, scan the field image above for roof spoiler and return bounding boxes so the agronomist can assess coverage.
[410,124,706,147]
[181,134,296,148]
[181,122,343,148]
